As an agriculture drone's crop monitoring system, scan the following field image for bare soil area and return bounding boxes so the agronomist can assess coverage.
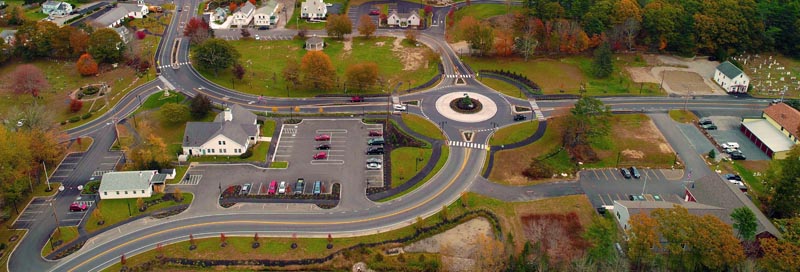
[625,54,727,95]
[520,212,588,265]
[403,217,494,272]
[391,37,426,71]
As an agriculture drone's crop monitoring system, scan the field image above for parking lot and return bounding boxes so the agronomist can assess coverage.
[13,197,92,229]
[579,168,687,208]
[704,116,770,160]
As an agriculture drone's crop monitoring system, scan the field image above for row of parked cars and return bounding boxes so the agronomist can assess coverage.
[367,130,385,155]
[619,166,641,179]
[721,141,746,160]
[240,179,323,196]
[698,118,718,130]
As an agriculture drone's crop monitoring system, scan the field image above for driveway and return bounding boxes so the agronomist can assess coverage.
[705,116,771,161]
[579,168,687,208]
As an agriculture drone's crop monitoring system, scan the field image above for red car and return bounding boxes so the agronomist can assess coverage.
[69,203,88,212]
[368,130,382,136]
[350,96,364,102]
[313,152,328,160]
[268,180,278,194]
[369,9,380,15]
[314,134,331,141]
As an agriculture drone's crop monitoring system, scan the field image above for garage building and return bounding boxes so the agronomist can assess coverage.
[740,103,800,159]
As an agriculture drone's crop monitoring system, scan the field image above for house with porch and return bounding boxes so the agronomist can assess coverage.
[41,1,72,17]
[98,170,157,200]
[254,0,280,28]
[182,104,260,156]
[300,0,327,20]
[231,2,256,27]
[387,10,420,28]
[741,102,800,159]
[714,61,750,93]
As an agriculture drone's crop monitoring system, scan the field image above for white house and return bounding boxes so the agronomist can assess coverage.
[93,0,150,28]
[182,104,260,156]
[714,61,750,93]
[41,1,72,17]
[98,170,157,199]
[232,2,256,27]
[300,0,327,20]
[387,10,420,28]
[212,7,228,22]
[253,0,280,28]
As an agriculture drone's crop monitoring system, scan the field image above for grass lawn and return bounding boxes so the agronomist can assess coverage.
[41,226,79,257]
[0,60,143,128]
[85,193,194,233]
[380,145,448,202]
[261,119,277,137]
[489,120,539,146]
[168,165,189,185]
[32,182,61,197]
[401,113,444,140]
[197,36,440,97]
[128,13,172,35]
[453,3,522,22]
[0,229,26,269]
[668,109,698,124]
[489,117,574,186]
[463,55,662,96]
[140,110,216,151]
[285,7,327,30]
[189,141,270,163]
[390,147,432,188]
[587,114,676,169]
[103,191,594,271]
[727,160,770,198]
[67,137,94,153]
[136,91,186,113]
[269,161,288,168]
[480,77,526,99]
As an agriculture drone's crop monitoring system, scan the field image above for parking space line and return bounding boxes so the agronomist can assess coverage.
[597,194,607,206]
[600,170,609,180]
[653,170,666,180]
[592,171,599,179]
[310,160,345,165]
[608,169,619,180]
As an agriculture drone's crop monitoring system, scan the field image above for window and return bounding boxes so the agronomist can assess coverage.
[617,212,620,219]
[133,190,136,194]
[116,191,119,195]
[142,190,145,194]
[219,140,226,145]
[208,149,214,154]
[219,149,224,153]
[104,192,107,195]
[125,191,128,194]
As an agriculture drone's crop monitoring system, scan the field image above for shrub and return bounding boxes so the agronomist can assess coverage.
[69,99,83,113]
[81,113,92,119]
[522,159,555,179]
[82,86,99,95]
[239,148,253,159]
[68,116,81,123]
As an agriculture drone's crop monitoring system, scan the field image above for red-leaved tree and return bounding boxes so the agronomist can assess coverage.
[136,31,146,40]
[10,64,50,97]
[184,17,212,45]
[232,63,245,81]
[76,53,99,76]
[69,99,83,112]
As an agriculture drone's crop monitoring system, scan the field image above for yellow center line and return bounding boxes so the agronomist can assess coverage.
[68,148,471,271]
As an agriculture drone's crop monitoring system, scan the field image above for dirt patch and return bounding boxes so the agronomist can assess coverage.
[390,37,426,71]
[628,54,727,95]
[626,67,659,83]
[403,217,494,272]
[520,212,588,265]
[663,70,714,95]
[621,149,644,159]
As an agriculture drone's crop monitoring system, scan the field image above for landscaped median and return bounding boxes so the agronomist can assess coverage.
[41,226,79,257]
[489,120,540,146]
[85,192,194,233]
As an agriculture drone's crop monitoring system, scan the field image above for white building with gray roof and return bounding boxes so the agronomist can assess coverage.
[99,170,157,199]
[182,104,260,156]
[92,0,149,28]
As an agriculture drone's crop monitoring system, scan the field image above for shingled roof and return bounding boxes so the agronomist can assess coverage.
[716,61,744,79]
[764,102,800,139]
[183,104,258,148]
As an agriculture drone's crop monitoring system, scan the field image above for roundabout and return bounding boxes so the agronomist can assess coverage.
[434,92,497,123]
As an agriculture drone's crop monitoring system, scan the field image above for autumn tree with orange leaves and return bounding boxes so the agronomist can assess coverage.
[76,53,98,76]
[626,213,660,270]
[758,238,800,272]
[494,30,514,57]
[357,15,376,38]
[300,51,336,91]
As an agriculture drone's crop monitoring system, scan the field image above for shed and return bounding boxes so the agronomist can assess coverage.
[305,36,324,51]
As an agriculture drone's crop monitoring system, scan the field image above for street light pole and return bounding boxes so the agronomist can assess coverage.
[43,162,50,191]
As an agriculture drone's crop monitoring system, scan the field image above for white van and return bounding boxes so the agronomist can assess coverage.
[721,142,740,149]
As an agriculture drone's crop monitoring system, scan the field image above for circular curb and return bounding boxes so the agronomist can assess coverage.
[434,92,498,123]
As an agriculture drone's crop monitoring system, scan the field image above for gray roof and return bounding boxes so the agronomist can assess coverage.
[237,1,255,15]
[256,0,278,14]
[94,3,142,26]
[689,175,781,237]
[151,173,167,184]
[716,61,744,79]
[616,200,732,225]
[306,36,323,44]
[391,9,418,19]
[184,105,258,148]
[99,170,156,191]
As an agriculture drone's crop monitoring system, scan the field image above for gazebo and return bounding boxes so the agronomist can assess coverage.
[305,36,324,51]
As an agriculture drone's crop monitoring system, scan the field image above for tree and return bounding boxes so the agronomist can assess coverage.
[473,233,505,271]
[515,18,539,61]
[24,127,66,168]
[626,213,659,270]
[184,17,213,45]
[9,64,49,98]
[613,0,642,24]
[189,94,212,119]
[158,103,190,124]
[326,14,352,39]
[592,42,613,78]
[765,146,800,218]
[52,26,76,58]
[136,31,146,40]
[232,63,246,81]
[459,16,494,56]
[282,59,301,88]
[583,215,618,265]
[424,5,433,19]
[5,5,27,26]
[69,28,90,56]
[69,99,83,113]
[88,28,124,64]
[345,62,379,91]
[439,205,448,222]
[642,0,683,50]
[405,29,419,43]
[76,53,99,76]
[731,206,758,241]
[0,39,11,64]
[173,188,183,202]
[191,38,241,76]
[136,197,144,210]
[563,96,611,161]
[357,15,376,38]
[300,51,336,91]
[759,238,800,272]
[494,30,514,57]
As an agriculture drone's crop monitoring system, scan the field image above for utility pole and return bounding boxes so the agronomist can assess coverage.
[43,162,50,191]
[50,202,60,227]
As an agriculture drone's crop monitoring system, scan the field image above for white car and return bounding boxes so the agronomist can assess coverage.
[721,142,740,149]
[278,181,286,194]
[366,157,383,164]
[393,104,407,111]
[366,162,382,170]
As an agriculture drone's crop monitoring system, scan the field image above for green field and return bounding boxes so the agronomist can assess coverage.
[42,226,79,256]
[401,113,444,140]
[453,3,522,22]
[479,77,526,99]
[261,119,277,137]
[391,147,432,188]
[489,121,539,146]
[668,109,698,124]
[381,145,449,202]
[196,37,439,97]
[85,193,193,233]
[136,91,186,113]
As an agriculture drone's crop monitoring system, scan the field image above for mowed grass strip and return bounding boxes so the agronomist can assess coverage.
[136,91,186,112]
[587,114,675,168]
[85,193,193,233]
[490,121,539,146]
[489,117,568,186]
[480,77,526,99]
[380,145,448,202]
[197,37,439,97]
[453,4,522,22]
[668,109,698,124]
[401,114,444,140]
[261,119,277,137]
[391,147,432,188]
[42,226,79,257]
